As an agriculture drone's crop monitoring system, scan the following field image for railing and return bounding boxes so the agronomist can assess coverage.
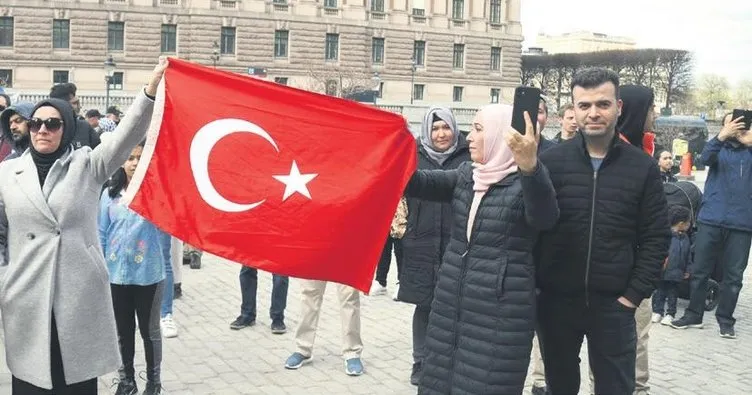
[14,93,136,114]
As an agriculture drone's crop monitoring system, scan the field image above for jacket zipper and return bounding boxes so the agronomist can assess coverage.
[584,169,599,307]
[449,189,490,390]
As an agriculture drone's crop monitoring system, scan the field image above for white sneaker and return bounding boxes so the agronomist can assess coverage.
[161,314,179,338]
[651,313,662,323]
[660,314,674,326]
[369,281,387,296]
[392,283,400,301]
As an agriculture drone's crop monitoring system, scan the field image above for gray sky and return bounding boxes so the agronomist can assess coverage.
[521,0,751,84]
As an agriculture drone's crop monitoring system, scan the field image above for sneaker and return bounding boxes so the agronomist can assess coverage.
[345,357,364,376]
[670,315,704,329]
[531,385,547,395]
[369,281,387,296]
[409,362,422,386]
[173,283,182,299]
[160,314,178,338]
[720,324,737,339]
[112,377,138,395]
[284,352,311,369]
[229,316,255,330]
[660,314,674,326]
[271,320,287,335]
[143,381,163,395]
[392,283,400,301]
[651,313,662,323]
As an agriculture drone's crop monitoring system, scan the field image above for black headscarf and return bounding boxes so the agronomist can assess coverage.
[617,85,655,149]
[29,98,77,187]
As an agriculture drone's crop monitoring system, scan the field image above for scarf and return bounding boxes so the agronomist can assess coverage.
[467,104,517,240]
[420,107,459,165]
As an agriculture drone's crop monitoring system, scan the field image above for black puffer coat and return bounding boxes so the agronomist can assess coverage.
[398,136,470,307]
[406,162,559,395]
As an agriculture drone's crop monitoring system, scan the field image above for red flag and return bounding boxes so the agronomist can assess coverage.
[125,59,416,292]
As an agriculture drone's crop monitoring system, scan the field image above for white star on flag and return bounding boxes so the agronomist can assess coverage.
[273,161,318,201]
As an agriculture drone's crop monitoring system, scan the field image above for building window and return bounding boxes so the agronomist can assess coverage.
[159,24,177,53]
[372,38,384,65]
[0,69,12,88]
[453,44,464,69]
[53,70,69,85]
[108,22,124,51]
[274,30,288,58]
[452,0,464,20]
[325,80,338,96]
[274,77,289,85]
[221,27,236,55]
[109,72,124,90]
[52,19,70,49]
[413,84,424,101]
[324,0,337,7]
[490,88,500,103]
[453,86,464,102]
[490,0,502,24]
[413,40,425,67]
[490,47,501,71]
[325,33,339,61]
[0,17,13,47]
[371,0,385,12]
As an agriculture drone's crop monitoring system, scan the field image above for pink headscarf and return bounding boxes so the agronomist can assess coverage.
[472,104,518,192]
[467,104,518,240]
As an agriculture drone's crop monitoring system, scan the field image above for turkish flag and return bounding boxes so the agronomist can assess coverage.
[125,59,416,292]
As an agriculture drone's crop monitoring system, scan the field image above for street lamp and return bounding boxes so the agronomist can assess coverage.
[211,41,220,69]
[103,55,116,111]
[410,58,417,104]
[371,72,381,106]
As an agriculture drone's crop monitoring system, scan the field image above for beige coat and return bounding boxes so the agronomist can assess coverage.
[0,92,154,388]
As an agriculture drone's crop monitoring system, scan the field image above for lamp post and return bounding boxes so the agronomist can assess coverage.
[103,55,116,111]
[211,41,220,69]
[371,72,381,106]
[410,58,417,104]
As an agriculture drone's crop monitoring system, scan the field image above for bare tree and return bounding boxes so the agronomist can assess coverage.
[734,79,752,109]
[657,49,693,110]
[303,65,375,98]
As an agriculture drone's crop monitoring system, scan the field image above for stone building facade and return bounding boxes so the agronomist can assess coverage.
[0,0,522,105]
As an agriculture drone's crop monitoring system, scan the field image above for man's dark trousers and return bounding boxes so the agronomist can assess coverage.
[537,292,637,395]
[685,223,752,326]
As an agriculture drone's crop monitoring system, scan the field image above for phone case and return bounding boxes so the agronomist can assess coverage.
[511,87,541,135]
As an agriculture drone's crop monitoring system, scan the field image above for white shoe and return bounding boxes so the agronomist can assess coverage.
[392,283,400,301]
[161,314,179,338]
[651,313,662,323]
[369,281,387,296]
[660,314,674,326]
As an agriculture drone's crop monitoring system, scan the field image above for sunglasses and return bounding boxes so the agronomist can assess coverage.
[29,118,64,133]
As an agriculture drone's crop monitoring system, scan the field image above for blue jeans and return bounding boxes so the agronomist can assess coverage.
[686,223,752,326]
[161,255,174,318]
[652,281,678,316]
[239,266,289,322]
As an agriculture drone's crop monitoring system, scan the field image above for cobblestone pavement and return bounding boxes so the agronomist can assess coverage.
[0,171,750,394]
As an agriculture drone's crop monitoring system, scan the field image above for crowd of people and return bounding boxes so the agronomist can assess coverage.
[0,59,749,395]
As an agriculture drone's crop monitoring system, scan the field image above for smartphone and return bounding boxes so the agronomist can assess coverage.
[732,109,752,131]
[511,87,541,135]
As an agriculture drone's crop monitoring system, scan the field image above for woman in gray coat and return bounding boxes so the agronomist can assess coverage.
[0,58,167,394]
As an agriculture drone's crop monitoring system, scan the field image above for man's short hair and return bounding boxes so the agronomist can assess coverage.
[538,96,549,115]
[85,109,102,119]
[570,67,620,99]
[50,82,78,101]
[558,103,574,118]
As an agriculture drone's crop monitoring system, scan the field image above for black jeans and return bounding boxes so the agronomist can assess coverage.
[111,282,164,384]
[239,266,289,322]
[685,223,752,326]
[537,292,637,395]
[12,315,98,395]
[375,236,403,287]
[652,281,678,316]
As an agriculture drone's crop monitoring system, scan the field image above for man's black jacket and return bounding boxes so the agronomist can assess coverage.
[535,133,670,306]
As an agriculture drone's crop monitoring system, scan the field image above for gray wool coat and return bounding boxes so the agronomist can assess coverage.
[0,92,154,388]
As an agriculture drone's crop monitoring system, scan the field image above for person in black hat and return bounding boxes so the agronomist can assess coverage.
[107,106,122,125]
